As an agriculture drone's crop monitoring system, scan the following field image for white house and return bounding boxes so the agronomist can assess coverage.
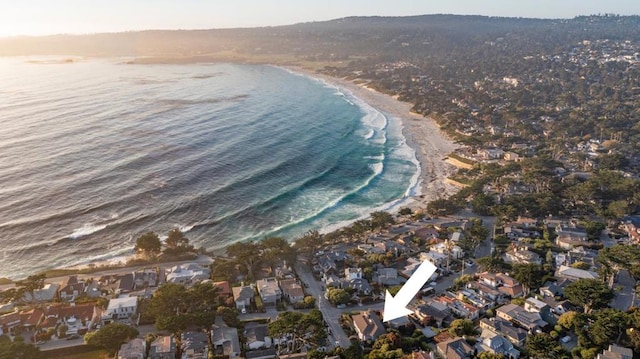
[102,296,138,325]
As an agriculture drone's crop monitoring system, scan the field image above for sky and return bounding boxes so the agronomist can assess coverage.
[0,0,638,37]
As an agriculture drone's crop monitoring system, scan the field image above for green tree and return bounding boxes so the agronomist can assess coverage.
[134,232,161,258]
[558,311,585,332]
[476,253,508,272]
[525,333,570,359]
[370,211,395,230]
[477,353,505,359]
[510,263,544,295]
[327,288,351,306]
[590,308,631,346]
[260,237,296,273]
[0,336,42,359]
[84,322,139,355]
[448,319,476,337]
[226,241,261,280]
[216,306,240,328]
[165,228,189,249]
[268,310,326,354]
[293,230,323,257]
[564,278,614,314]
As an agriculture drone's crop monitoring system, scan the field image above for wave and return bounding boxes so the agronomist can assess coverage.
[63,223,107,240]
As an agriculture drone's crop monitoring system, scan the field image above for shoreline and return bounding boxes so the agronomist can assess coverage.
[286,66,460,210]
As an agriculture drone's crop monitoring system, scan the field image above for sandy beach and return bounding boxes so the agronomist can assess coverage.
[288,67,460,210]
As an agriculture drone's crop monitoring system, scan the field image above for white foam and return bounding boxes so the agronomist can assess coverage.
[179,224,194,233]
[68,223,107,239]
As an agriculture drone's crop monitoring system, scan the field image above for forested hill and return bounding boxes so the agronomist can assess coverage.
[0,14,639,58]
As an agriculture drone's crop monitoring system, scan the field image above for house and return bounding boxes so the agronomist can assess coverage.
[375,268,401,286]
[245,348,276,359]
[555,224,590,249]
[495,274,524,298]
[58,276,85,300]
[414,227,440,241]
[165,263,210,285]
[556,265,599,281]
[496,303,547,332]
[98,273,135,295]
[436,337,474,359]
[343,278,372,295]
[539,279,572,298]
[149,336,177,359]
[352,310,385,342]
[232,285,254,311]
[0,312,21,335]
[23,283,60,302]
[504,247,542,265]
[45,304,99,335]
[211,325,241,358]
[468,281,506,304]
[182,331,209,359]
[118,338,146,359]
[245,322,272,349]
[622,217,640,244]
[256,278,281,305]
[279,279,305,304]
[430,242,464,259]
[435,296,479,320]
[19,308,44,332]
[102,296,138,325]
[475,329,520,359]
[419,251,447,268]
[414,304,452,328]
[345,268,363,280]
[212,281,232,298]
[133,268,159,290]
[480,318,528,347]
[597,344,633,359]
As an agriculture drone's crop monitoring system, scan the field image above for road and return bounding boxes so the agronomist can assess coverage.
[296,263,351,349]
[611,269,637,311]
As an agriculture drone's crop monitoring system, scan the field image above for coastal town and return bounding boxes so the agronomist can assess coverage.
[1,200,640,358]
[2,13,640,359]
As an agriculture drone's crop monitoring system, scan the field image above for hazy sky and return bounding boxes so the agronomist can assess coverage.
[0,0,638,37]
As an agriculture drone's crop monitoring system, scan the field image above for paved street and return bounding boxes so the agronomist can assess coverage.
[296,263,351,349]
[611,269,637,311]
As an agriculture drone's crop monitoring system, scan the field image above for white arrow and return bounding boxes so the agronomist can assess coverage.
[383,260,437,322]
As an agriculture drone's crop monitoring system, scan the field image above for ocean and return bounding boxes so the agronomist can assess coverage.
[0,58,419,279]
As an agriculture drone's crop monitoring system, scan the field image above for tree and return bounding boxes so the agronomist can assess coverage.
[525,333,570,359]
[268,310,326,355]
[327,288,351,306]
[558,311,585,332]
[260,237,296,273]
[370,211,395,230]
[134,232,161,258]
[476,254,508,273]
[293,229,323,257]
[448,319,476,337]
[564,278,614,314]
[590,308,630,346]
[84,322,139,355]
[0,336,42,359]
[510,263,544,295]
[226,241,261,280]
[477,353,505,359]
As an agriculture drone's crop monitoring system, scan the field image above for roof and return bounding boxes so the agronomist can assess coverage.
[48,304,96,320]
[245,322,269,344]
[598,344,634,359]
[181,331,208,354]
[107,296,138,311]
[232,285,254,302]
[118,338,146,359]
[480,318,527,343]
[213,281,232,296]
[0,312,21,326]
[150,336,175,354]
[557,265,599,279]
[20,308,44,327]
[497,304,547,329]
[437,337,473,359]
[352,310,385,340]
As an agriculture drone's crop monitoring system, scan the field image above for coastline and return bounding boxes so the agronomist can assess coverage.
[285,66,460,210]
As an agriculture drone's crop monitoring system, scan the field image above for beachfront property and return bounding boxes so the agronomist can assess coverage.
[279,278,305,304]
[165,263,210,285]
[102,296,138,325]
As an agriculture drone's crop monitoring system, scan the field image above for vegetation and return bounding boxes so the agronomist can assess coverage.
[267,309,326,355]
[83,323,139,356]
[564,278,615,314]
[0,336,42,359]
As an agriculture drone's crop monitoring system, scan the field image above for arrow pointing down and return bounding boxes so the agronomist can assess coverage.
[383,260,437,322]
